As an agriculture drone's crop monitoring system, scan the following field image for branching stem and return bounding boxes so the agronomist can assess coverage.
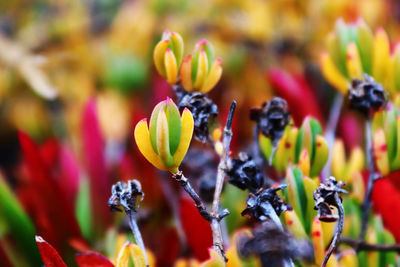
[321,193,344,267]
[127,211,149,267]
[211,101,236,262]
[359,118,380,241]
[340,237,400,252]
[172,171,213,221]
[322,93,344,182]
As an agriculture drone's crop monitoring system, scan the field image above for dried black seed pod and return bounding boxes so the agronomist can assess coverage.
[250,97,290,144]
[313,176,347,222]
[108,180,144,213]
[182,148,218,202]
[242,184,291,221]
[348,74,388,116]
[175,85,218,143]
[226,152,264,193]
[238,221,314,267]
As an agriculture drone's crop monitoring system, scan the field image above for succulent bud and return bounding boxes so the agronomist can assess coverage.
[134,98,194,173]
[153,30,184,84]
[180,40,222,93]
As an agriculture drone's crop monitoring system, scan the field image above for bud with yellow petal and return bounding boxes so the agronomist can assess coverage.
[134,98,194,174]
[180,40,222,93]
[153,30,184,85]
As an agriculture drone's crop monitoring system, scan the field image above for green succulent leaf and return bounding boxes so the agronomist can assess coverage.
[166,98,182,155]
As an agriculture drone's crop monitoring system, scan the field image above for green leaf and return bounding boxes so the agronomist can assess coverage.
[0,176,41,265]
[309,118,322,163]
[149,100,166,154]
[382,229,396,266]
[384,108,397,170]
[335,19,351,77]
[75,177,92,241]
[292,167,309,233]
[166,99,181,155]
[357,20,374,75]
[220,184,247,234]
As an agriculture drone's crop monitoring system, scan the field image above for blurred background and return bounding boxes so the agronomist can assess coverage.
[1,0,400,266]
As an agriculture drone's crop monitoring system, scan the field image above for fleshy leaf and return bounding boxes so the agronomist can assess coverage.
[180,55,193,91]
[164,48,178,84]
[200,58,222,93]
[0,176,41,265]
[153,40,169,77]
[75,177,92,241]
[75,252,115,267]
[311,218,324,266]
[149,100,166,154]
[35,236,67,267]
[156,109,174,167]
[134,119,168,171]
[173,108,194,168]
[372,28,390,84]
[357,18,374,75]
[193,50,208,89]
[166,98,182,155]
[321,52,348,94]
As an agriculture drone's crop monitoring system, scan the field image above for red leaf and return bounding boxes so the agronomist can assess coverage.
[18,131,82,250]
[35,236,67,267]
[0,240,13,267]
[155,227,180,266]
[372,177,400,241]
[75,252,114,267]
[82,98,110,227]
[179,196,212,260]
[266,68,323,126]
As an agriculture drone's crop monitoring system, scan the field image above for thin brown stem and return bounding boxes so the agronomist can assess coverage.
[359,118,380,241]
[322,93,344,182]
[172,171,213,221]
[127,211,149,267]
[322,193,344,267]
[211,101,236,262]
[340,237,400,252]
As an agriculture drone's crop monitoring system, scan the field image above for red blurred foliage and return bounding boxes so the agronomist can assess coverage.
[35,236,67,267]
[337,111,364,149]
[0,241,12,267]
[179,196,213,261]
[154,227,180,266]
[82,98,111,228]
[372,173,400,242]
[17,131,82,251]
[266,68,323,126]
[75,252,115,267]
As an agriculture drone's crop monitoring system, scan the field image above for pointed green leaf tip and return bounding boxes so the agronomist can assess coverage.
[149,100,166,154]
[166,97,182,155]
[148,98,182,163]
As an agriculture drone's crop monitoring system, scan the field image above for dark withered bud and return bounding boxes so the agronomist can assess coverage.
[181,148,218,202]
[250,97,290,143]
[226,152,264,193]
[238,221,313,267]
[348,74,388,116]
[174,85,218,143]
[313,176,347,222]
[108,180,144,213]
[242,184,291,221]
